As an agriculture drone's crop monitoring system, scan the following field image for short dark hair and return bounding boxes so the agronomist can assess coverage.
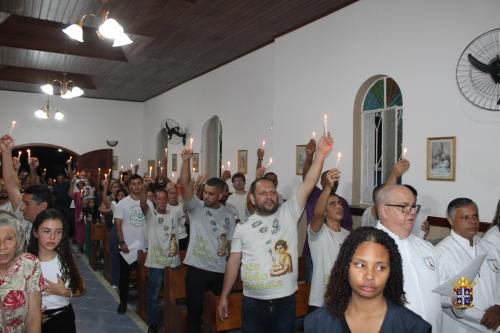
[326,227,406,317]
[231,173,246,183]
[264,172,277,179]
[205,177,225,191]
[129,174,143,183]
[447,198,477,219]
[155,189,167,196]
[249,177,275,195]
[24,184,54,208]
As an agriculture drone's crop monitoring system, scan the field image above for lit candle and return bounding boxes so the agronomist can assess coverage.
[108,168,111,174]
[149,166,152,177]
[323,114,328,135]
[130,163,133,170]
[137,158,141,165]
[402,147,408,160]
[189,138,194,149]
[335,152,342,168]
[265,157,273,168]
[17,151,21,159]
[192,167,196,174]
[104,173,108,181]
[69,156,72,161]
[171,172,175,179]
[221,164,225,170]
[164,148,168,155]
[160,166,163,172]
[120,165,124,171]
[77,172,80,177]
[158,160,161,166]
[8,121,16,136]
[227,161,231,170]
[43,168,46,173]
[120,174,123,181]
[261,140,266,149]
[98,167,101,174]
[312,131,316,140]
[27,149,31,160]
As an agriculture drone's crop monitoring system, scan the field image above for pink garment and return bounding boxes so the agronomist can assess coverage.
[73,192,84,247]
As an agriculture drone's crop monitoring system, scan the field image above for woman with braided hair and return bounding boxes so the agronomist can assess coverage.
[305,227,431,333]
[27,209,85,333]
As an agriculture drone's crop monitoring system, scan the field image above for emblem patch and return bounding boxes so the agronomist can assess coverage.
[422,256,435,270]
[487,258,499,273]
[452,276,475,309]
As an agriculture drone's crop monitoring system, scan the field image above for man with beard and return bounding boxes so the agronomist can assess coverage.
[0,178,12,212]
[217,134,333,333]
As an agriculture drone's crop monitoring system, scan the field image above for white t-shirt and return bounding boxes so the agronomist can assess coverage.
[226,192,248,220]
[307,224,349,307]
[436,230,500,333]
[145,205,184,269]
[14,205,31,248]
[0,200,13,213]
[482,226,500,257]
[183,196,237,273]
[231,195,302,300]
[361,207,377,227]
[169,203,187,240]
[114,195,154,263]
[41,255,70,310]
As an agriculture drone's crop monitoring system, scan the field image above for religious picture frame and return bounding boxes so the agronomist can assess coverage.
[112,156,118,170]
[426,136,456,181]
[237,150,248,174]
[172,154,178,171]
[296,145,307,175]
[192,153,200,173]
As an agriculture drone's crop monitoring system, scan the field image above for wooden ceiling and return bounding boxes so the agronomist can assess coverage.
[0,0,357,102]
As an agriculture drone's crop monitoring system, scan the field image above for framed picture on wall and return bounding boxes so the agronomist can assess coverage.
[296,145,307,175]
[112,156,118,170]
[237,150,248,174]
[426,136,456,181]
[172,154,177,171]
[192,153,200,172]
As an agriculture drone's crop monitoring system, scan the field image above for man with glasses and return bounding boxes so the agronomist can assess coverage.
[435,198,500,333]
[226,172,247,220]
[376,184,447,332]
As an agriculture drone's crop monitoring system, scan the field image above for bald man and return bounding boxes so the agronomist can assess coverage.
[376,185,447,331]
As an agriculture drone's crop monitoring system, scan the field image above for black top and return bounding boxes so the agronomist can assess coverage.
[304,300,431,333]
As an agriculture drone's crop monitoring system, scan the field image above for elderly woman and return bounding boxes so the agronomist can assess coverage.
[0,210,44,333]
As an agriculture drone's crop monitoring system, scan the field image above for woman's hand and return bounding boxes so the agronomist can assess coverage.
[44,275,70,297]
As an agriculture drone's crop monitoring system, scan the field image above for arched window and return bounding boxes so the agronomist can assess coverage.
[360,77,403,204]
[201,115,222,178]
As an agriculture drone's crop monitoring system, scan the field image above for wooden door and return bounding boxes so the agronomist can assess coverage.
[76,149,112,186]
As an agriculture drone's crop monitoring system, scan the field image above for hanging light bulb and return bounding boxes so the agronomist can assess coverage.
[34,108,49,119]
[98,18,123,39]
[62,21,84,42]
[54,111,64,121]
[113,32,133,47]
[41,84,54,95]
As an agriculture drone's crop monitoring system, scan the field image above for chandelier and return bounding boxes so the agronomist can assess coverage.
[62,5,132,47]
[34,98,64,121]
[41,74,84,99]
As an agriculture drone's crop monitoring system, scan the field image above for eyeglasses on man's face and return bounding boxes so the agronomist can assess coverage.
[384,204,421,214]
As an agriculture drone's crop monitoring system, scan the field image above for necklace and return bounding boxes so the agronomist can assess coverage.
[450,235,480,277]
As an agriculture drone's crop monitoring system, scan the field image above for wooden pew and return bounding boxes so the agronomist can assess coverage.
[89,223,105,270]
[202,282,310,333]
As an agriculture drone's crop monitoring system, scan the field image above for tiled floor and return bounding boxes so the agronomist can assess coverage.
[72,254,146,333]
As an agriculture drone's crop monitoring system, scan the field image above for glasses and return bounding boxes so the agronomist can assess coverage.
[385,204,421,214]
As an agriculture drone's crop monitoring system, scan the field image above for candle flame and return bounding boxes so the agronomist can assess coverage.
[11,120,16,127]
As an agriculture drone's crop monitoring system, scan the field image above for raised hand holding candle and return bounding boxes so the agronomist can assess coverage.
[17,151,22,159]
[335,152,342,168]
[323,114,328,135]
[9,121,16,136]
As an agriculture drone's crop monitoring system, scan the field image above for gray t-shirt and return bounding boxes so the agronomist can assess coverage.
[183,196,236,273]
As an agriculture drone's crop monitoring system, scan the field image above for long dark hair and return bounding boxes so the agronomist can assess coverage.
[325,227,406,317]
[27,209,84,293]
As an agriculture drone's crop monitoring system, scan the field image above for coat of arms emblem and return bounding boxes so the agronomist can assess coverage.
[452,276,474,309]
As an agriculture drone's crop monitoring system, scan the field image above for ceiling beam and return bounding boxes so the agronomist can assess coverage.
[0,15,127,62]
[0,65,96,89]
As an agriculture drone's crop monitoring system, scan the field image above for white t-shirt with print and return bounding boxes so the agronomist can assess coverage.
[231,195,302,300]
[114,195,153,263]
[183,196,236,273]
[307,224,349,307]
[145,205,184,269]
[41,255,70,310]
[169,203,187,240]
[226,192,248,220]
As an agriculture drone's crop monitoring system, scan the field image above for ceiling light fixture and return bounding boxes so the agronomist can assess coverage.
[34,98,64,121]
[40,74,84,99]
[62,6,132,47]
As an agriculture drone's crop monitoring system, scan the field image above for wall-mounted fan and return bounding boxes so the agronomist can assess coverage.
[161,119,186,145]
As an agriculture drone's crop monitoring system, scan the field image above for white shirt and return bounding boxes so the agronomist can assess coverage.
[114,196,154,263]
[226,192,248,220]
[307,224,349,307]
[145,205,184,269]
[41,255,70,310]
[376,222,446,332]
[169,203,187,239]
[231,195,302,300]
[361,207,377,227]
[0,200,13,213]
[436,230,500,333]
[482,226,500,257]
[14,205,31,249]
[183,196,237,273]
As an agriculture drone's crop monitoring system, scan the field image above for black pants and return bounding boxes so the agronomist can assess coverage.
[42,304,76,333]
[185,265,224,333]
[119,255,137,305]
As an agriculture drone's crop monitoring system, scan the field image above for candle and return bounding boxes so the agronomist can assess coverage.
[98,167,101,174]
[171,172,175,179]
[261,140,266,149]
[69,156,72,161]
[149,166,152,177]
[120,174,123,181]
[104,173,108,181]
[158,160,161,166]
[192,167,196,174]
[27,149,31,160]
[221,164,225,170]
[130,163,133,170]
[9,121,16,136]
[121,165,124,171]
[323,114,328,135]
[160,166,163,172]
[402,147,408,160]
[227,161,231,170]
[312,131,316,140]
[77,172,80,177]
[265,157,273,168]
[164,148,168,155]
[17,151,21,159]
[189,138,194,149]
[43,168,46,173]
[335,152,342,168]
[108,168,111,174]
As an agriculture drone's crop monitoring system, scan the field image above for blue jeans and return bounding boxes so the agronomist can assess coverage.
[242,294,296,333]
[147,267,164,327]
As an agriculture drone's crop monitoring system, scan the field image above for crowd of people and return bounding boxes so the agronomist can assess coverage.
[0,132,499,333]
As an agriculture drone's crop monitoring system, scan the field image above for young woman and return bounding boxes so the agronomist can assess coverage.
[305,227,431,333]
[307,169,350,311]
[27,209,85,333]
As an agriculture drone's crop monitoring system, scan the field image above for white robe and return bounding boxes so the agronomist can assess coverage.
[435,230,500,333]
[377,222,446,332]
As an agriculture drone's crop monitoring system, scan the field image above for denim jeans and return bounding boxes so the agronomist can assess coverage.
[242,294,296,333]
[147,267,164,327]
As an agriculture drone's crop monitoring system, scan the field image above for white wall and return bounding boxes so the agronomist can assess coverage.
[142,0,500,220]
[0,90,143,173]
